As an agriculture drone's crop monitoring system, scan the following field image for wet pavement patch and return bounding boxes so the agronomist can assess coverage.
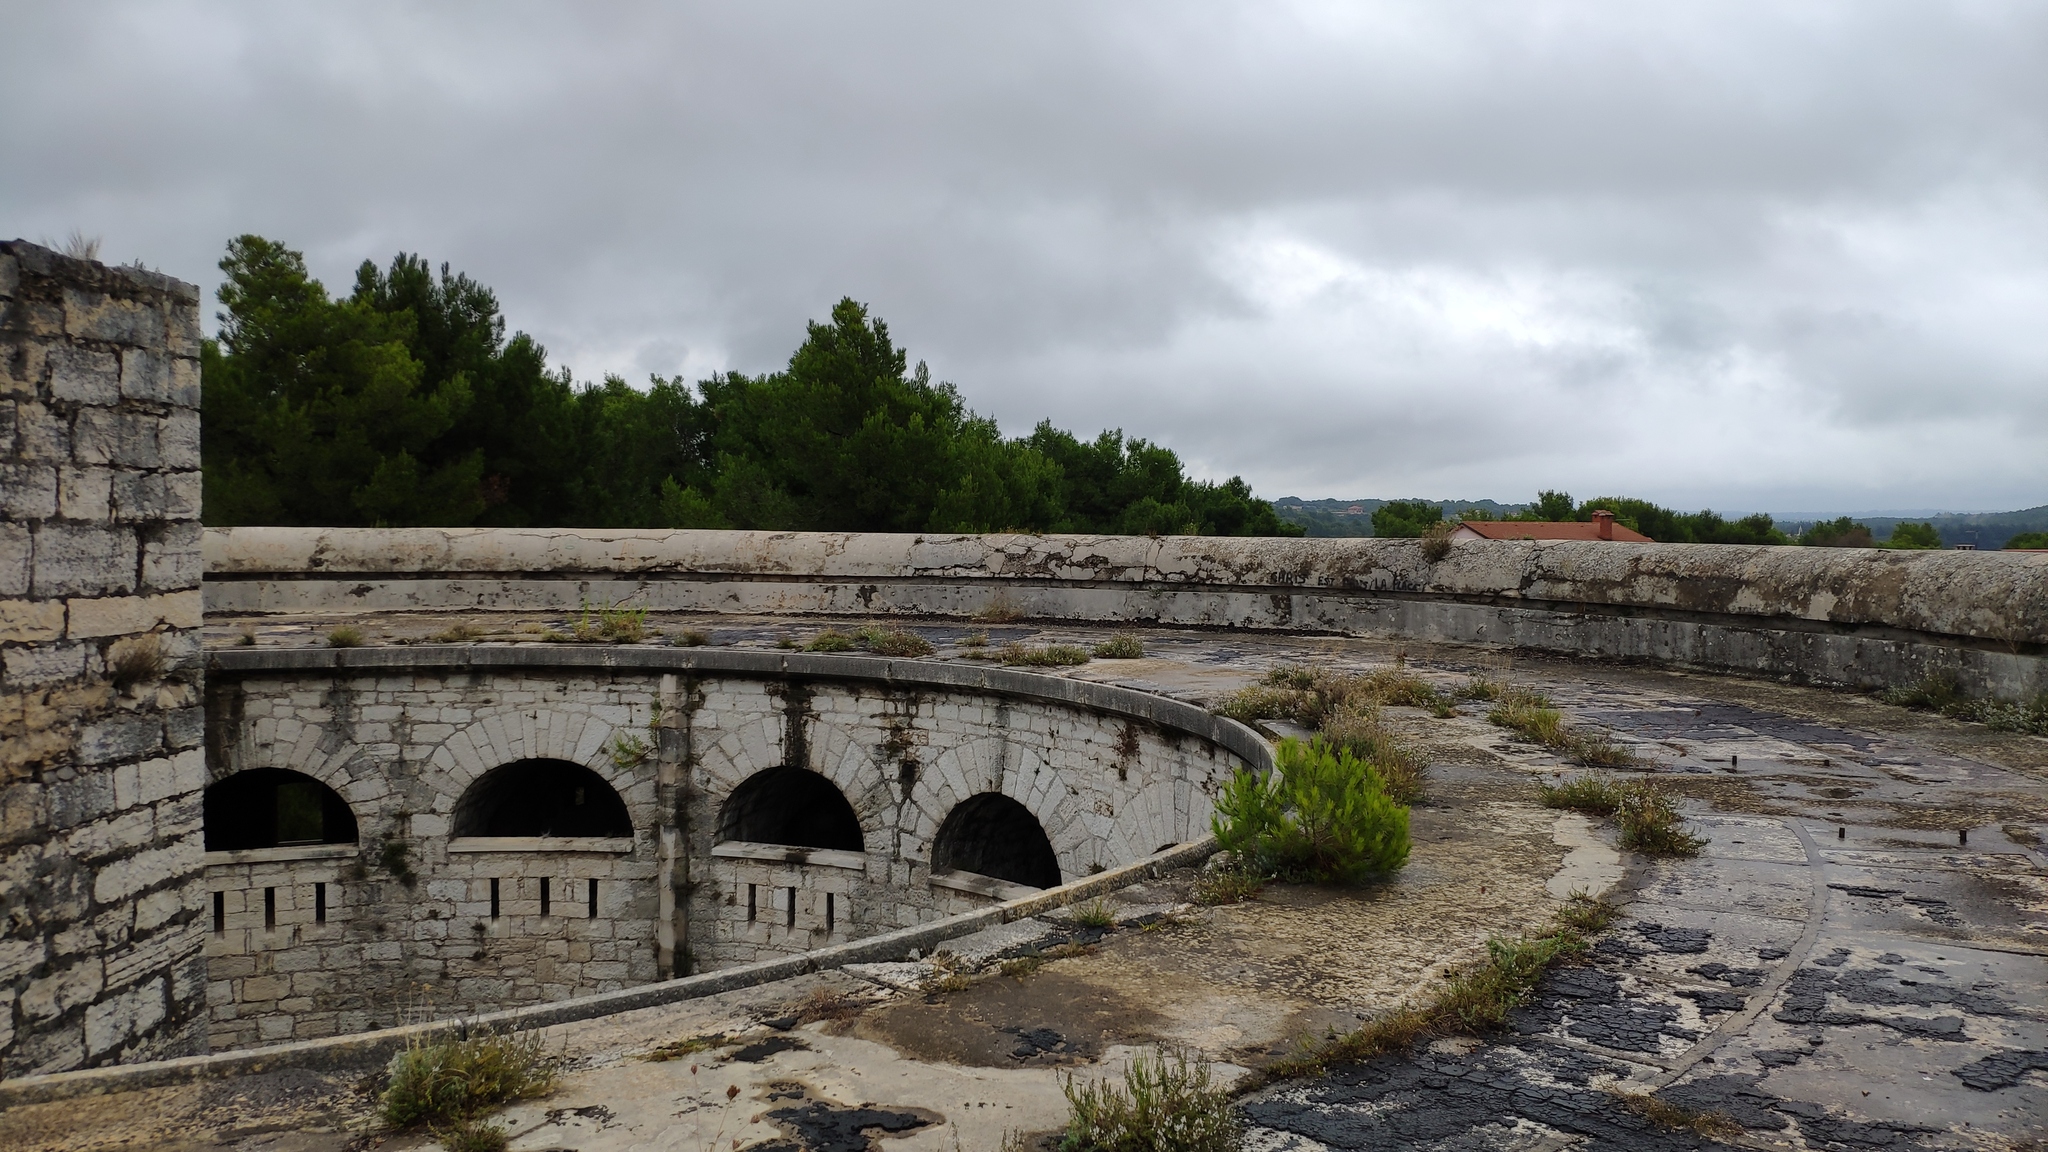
[758,1100,935,1152]
[732,1035,809,1062]
[999,1026,1080,1061]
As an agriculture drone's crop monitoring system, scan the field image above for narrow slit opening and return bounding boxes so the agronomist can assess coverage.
[212,891,224,935]
[786,886,797,929]
[315,882,327,924]
[540,877,551,918]
[490,877,501,920]
[263,887,276,930]
[587,878,598,918]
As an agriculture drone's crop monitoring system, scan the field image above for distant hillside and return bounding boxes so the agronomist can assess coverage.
[1273,497,1528,538]
[1779,505,2048,550]
[1280,498,2048,547]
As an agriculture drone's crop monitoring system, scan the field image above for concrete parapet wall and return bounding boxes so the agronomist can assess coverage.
[1,241,208,1076]
[206,527,2048,699]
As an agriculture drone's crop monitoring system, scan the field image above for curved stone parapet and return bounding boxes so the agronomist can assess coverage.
[205,527,2048,698]
[197,645,1264,1050]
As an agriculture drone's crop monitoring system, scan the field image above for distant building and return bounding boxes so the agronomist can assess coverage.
[1449,509,1652,543]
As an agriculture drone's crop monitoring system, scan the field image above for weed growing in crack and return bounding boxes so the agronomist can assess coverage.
[426,623,482,643]
[1614,1091,1747,1140]
[856,625,936,657]
[1540,777,1704,856]
[380,1028,556,1131]
[1192,865,1264,905]
[806,629,857,652]
[1069,898,1116,929]
[999,643,1092,667]
[972,594,1024,623]
[1489,689,1642,768]
[1879,671,2048,736]
[1000,956,1045,979]
[570,598,647,643]
[1092,633,1146,659]
[326,625,366,648]
[434,1117,509,1152]
[1059,1050,1240,1152]
[107,634,166,690]
[1254,891,1618,1085]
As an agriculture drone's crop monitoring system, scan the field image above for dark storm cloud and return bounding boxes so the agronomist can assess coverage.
[5,1,2044,512]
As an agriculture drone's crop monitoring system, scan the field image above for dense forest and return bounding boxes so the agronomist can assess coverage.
[200,236,1301,536]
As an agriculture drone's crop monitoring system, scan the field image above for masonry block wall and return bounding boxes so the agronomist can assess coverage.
[0,241,208,1076]
[200,661,1238,1049]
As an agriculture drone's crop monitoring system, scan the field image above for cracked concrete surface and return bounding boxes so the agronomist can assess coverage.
[8,619,2045,1150]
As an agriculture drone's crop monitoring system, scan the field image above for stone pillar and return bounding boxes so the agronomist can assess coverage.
[0,240,207,1076]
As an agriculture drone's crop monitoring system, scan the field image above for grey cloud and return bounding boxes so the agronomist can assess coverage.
[4,0,2045,513]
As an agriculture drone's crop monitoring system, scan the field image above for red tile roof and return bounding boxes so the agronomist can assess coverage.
[1453,519,1653,543]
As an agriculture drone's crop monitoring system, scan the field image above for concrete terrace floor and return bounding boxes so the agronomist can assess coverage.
[7,614,2046,1151]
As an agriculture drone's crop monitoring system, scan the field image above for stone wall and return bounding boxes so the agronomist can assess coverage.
[200,649,1245,1049]
[0,241,207,1076]
[204,527,2048,700]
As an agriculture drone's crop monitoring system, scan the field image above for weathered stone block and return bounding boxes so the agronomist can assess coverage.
[0,598,66,643]
[14,401,70,461]
[0,523,27,597]
[31,522,137,597]
[163,470,201,519]
[118,348,177,403]
[91,842,188,905]
[66,589,201,638]
[56,463,112,519]
[22,958,105,1022]
[83,977,165,1055]
[0,251,15,298]
[108,470,165,521]
[64,289,164,348]
[141,523,202,592]
[157,412,199,469]
[0,462,58,518]
[76,712,163,767]
[69,405,115,464]
[47,347,121,405]
[4,638,87,686]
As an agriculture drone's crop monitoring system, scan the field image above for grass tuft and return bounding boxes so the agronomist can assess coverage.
[806,629,857,652]
[1000,955,1045,979]
[1059,1050,1239,1152]
[380,1029,555,1130]
[326,625,366,649]
[675,629,710,647]
[1614,1091,1747,1141]
[643,1033,730,1062]
[434,1117,509,1152]
[857,625,936,657]
[1192,865,1264,906]
[426,623,482,644]
[972,595,1024,623]
[1490,689,1642,768]
[999,643,1093,667]
[1541,777,1704,856]
[570,598,646,643]
[107,634,166,690]
[1880,671,2048,737]
[1091,633,1146,660]
[1069,898,1116,929]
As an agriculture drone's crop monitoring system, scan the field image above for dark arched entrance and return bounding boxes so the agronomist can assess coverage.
[717,767,864,851]
[931,792,1060,889]
[452,759,632,838]
[204,768,359,851]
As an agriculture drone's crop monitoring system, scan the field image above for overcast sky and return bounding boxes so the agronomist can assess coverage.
[5,2,2045,515]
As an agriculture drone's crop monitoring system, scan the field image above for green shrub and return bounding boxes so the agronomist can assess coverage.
[1058,1051,1239,1152]
[1212,738,1410,884]
[1436,931,1587,1029]
[1000,643,1092,667]
[2005,531,2048,550]
[1371,499,1444,539]
[1539,775,1624,815]
[1092,633,1146,659]
[381,1029,555,1130]
[326,625,366,648]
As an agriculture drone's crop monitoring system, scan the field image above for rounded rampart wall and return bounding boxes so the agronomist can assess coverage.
[200,647,1256,1050]
[204,527,2048,701]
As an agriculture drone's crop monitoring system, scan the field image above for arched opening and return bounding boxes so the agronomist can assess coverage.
[931,793,1060,890]
[452,759,633,838]
[205,768,359,851]
[717,767,864,852]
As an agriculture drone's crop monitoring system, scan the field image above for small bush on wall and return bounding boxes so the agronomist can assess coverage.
[1211,737,1410,884]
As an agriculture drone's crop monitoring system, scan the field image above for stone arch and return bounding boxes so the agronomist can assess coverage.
[426,700,654,828]
[204,767,360,852]
[451,759,634,838]
[716,767,865,852]
[931,792,1061,889]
